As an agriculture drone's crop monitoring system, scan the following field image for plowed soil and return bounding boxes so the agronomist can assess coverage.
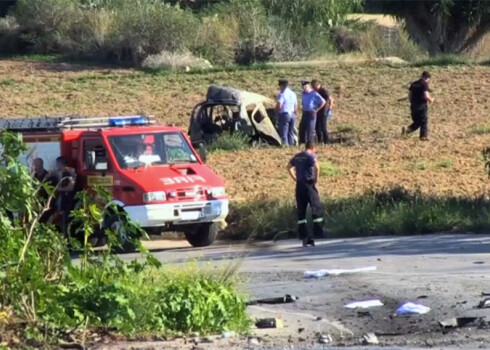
[1,59,490,202]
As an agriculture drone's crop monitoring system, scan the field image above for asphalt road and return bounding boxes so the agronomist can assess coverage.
[113,234,490,349]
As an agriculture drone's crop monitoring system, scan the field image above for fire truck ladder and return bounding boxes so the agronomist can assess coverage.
[0,115,156,131]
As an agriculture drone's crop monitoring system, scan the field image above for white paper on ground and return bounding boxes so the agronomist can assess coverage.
[396,302,431,315]
[344,299,384,309]
[304,266,377,278]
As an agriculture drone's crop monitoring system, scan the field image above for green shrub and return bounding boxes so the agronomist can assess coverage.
[0,132,249,345]
[319,161,343,177]
[357,23,424,61]
[337,123,360,133]
[472,124,490,135]
[434,159,453,169]
[224,186,490,240]
[13,0,199,64]
[207,132,251,153]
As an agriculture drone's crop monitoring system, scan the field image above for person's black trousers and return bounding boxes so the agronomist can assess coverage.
[295,181,325,239]
[407,105,428,139]
[298,111,317,144]
[315,109,329,144]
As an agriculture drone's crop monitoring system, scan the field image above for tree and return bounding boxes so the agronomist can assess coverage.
[0,0,16,17]
[365,0,490,56]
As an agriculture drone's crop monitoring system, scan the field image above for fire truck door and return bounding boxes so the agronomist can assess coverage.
[79,137,115,190]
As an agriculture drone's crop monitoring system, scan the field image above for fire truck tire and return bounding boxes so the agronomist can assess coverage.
[184,223,218,247]
[104,216,137,253]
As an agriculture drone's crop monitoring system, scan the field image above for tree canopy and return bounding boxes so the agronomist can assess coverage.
[365,0,490,56]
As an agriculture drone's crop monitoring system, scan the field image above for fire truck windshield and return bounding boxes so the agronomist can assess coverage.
[108,132,198,169]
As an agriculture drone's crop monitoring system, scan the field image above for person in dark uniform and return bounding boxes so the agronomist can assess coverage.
[287,141,325,247]
[55,156,76,238]
[298,80,326,145]
[311,79,334,144]
[403,71,434,141]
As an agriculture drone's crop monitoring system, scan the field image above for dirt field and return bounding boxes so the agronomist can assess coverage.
[1,59,490,202]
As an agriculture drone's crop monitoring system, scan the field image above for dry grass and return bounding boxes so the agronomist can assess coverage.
[1,59,490,203]
[142,51,212,70]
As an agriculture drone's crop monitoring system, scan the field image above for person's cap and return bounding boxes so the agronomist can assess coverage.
[301,79,310,86]
[278,79,289,85]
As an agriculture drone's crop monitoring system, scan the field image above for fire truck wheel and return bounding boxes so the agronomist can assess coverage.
[105,216,137,253]
[184,222,219,247]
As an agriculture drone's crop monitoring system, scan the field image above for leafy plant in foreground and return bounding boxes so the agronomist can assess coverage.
[0,131,249,346]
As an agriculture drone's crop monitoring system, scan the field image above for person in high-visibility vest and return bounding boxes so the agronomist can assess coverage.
[287,141,325,247]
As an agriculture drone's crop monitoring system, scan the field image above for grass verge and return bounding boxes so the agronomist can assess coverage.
[224,186,490,240]
[411,54,474,67]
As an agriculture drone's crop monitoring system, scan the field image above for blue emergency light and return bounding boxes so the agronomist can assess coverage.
[109,116,148,127]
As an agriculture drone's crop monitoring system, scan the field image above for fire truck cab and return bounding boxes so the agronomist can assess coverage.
[0,115,229,248]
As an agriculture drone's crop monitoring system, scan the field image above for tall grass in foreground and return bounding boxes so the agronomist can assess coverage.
[225,186,490,240]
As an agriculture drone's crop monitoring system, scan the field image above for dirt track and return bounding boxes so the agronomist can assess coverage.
[98,234,490,349]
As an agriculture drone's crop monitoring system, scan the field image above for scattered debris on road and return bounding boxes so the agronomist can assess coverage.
[361,333,379,345]
[395,302,431,315]
[247,337,261,346]
[255,318,284,329]
[221,331,237,339]
[304,266,377,278]
[344,299,384,309]
[478,298,490,309]
[247,294,298,305]
[439,317,481,329]
[317,334,333,344]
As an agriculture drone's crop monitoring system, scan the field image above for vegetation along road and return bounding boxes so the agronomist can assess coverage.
[100,234,490,349]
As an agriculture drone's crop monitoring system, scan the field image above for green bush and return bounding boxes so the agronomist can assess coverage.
[224,186,490,240]
[13,0,199,64]
[207,132,251,153]
[0,132,249,346]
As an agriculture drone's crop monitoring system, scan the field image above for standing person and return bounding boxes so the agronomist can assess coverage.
[275,79,298,146]
[311,79,334,144]
[403,71,434,141]
[32,158,48,184]
[55,156,76,238]
[287,141,325,247]
[298,80,326,145]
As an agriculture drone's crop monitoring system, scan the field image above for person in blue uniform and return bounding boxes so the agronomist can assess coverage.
[299,80,326,145]
[287,141,325,247]
[275,79,298,146]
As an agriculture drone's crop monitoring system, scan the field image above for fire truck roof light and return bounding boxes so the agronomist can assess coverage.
[108,116,149,127]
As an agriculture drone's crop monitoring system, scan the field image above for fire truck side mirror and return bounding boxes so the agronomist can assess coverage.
[197,143,207,164]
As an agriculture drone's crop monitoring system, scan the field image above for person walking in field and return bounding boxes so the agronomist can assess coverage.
[311,79,334,144]
[402,71,434,141]
[275,79,298,146]
[298,80,326,145]
[287,141,325,247]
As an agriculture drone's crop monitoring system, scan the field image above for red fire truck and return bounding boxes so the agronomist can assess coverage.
[0,115,229,248]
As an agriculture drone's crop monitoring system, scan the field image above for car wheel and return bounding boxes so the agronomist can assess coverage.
[184,223,219,247]
[105,216,137,253]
